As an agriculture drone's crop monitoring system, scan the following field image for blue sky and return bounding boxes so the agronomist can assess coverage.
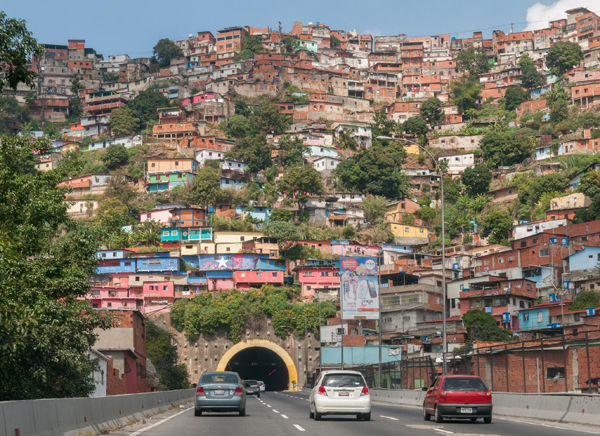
[0,0,593,57]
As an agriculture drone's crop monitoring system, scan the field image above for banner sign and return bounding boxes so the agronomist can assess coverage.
[340,256,380,320]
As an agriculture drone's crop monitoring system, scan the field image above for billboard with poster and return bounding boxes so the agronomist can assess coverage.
[340,256,380,320]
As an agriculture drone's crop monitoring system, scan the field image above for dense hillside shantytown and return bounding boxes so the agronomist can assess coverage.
[2,5,600,421]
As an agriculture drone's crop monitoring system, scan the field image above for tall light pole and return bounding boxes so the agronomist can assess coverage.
[377,135,447,375]
[363,220,384,387]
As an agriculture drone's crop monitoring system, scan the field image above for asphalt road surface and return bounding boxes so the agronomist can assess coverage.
[114,391,600,436]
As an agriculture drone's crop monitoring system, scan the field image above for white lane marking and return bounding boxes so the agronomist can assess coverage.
[129,407,192,435]
[281,414,289,419]
[273,409,279,413]
[267,405,272,408]
[294,424,306,432]
[380,415,399,421]
[433,430,454,434]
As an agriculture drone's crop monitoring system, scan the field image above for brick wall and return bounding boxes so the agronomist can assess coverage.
[106,358,127,395]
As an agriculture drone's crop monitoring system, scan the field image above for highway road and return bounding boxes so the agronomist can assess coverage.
[114,391,600,436]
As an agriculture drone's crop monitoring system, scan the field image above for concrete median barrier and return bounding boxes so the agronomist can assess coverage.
[1,389,194,436]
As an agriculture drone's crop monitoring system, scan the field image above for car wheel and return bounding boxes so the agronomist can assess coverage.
[315,412,323,421]
[434,407,443,423]
[423,407,431,421]
[194,409,202,417]
[362,412,371,421]
[239,409,246,417]
[484,416,492,424]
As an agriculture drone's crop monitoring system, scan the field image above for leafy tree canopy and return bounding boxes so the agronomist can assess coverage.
[146,321,189,390]
[0,12,44,93]
[278,135,306,169]
[480,132,534,168]
[251,99,292,136]
[227,135,272,173]
[578,169,600,198]
[504,86,530,112]
[455,47,490,77]
[263,220,302,244]
[269,208,295,222]
[361,195,388,224]
[480,210,513,244]
[152,38,183,68]
[401,116,429,137]
[546,41,583,76]
[127,89,170,130]
[108,107,139,137]
[335,142,411,199]
[462,309,515,342]
[450,77,482,114]
[0,96,31,133]
[573,194,600,224]
[461,165,492,196]
[187,167,221,206]
[519,55,545,91]
[569,290,600,311]
[371,110,395,139]
[278,165,324,210]
[101,143,129,171]
[419,97,445,125]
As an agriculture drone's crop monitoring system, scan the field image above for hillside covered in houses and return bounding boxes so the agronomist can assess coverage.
[3,5,600,399]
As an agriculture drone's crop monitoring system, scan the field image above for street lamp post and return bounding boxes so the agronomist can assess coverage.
[377,136,447,375]
[364,220,384,388]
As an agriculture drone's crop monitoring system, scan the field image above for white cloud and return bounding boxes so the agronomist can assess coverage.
[524,0,599,31]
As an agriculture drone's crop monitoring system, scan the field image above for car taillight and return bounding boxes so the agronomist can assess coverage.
[360,386,369,396]
[486,390,492,397]
[196,386,205,395]
[318,386,327,395]
[438,390,446,402]
[234,387,243,396]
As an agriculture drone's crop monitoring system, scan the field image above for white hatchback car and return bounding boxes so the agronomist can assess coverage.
[309,370,371,421]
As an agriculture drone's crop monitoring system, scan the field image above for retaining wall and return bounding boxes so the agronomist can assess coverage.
[0,389,195,436]
[371,388,600,426]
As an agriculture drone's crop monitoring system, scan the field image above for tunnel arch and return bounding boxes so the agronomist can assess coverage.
[216,339,298,391]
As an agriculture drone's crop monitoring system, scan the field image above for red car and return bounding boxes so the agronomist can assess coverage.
[423,375,492,424]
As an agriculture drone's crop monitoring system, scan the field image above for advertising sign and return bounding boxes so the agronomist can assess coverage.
[340,256,380,320]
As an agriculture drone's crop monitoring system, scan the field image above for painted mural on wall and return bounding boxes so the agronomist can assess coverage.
[196,253,270,271]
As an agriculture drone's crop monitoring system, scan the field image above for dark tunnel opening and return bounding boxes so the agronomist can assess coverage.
[225,347,290,392]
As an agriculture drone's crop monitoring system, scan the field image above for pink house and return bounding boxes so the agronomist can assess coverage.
[84,287,142,310]
[207,277,235,291]
[298,267,340,298]
[331,244,380,256]
[234,271,284,289]
[139,208,175,225]
[143,281,174,298]
[182,92,217,106]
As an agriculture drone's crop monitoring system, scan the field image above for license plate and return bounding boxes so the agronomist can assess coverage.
[460,408,473,414]
[214,389,225,395]
[338,391,350,396]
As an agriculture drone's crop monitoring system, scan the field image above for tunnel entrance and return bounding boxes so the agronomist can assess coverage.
[226,347,289,391]
[216,339,298,391]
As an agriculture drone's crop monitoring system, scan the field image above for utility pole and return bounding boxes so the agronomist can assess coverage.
[278,21,283,54]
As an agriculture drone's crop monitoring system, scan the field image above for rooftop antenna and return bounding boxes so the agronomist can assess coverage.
[510,23,514,34]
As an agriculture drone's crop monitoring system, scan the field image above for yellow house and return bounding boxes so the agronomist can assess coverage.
[403,142,421,155]
[390,223,429,244]
[212,231,263,254]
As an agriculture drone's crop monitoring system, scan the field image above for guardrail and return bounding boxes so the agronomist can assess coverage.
[371,388,600,426]
[0,389,194,436]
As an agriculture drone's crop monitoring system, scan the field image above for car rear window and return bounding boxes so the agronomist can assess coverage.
[245,380,258,386]
[442,377,487,392]
[322,374,365,387]
[201,373,238,384]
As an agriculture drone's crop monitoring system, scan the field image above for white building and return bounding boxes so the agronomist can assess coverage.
[313,156,341,172]
[438,152,475,176]
[221,159,248,172]
[512,219,567,240]
[195,148,225,165]
[87,348,109,397]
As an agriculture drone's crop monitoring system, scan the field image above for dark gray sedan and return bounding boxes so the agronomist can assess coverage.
[244,379,261,397]
[194,371,246,416]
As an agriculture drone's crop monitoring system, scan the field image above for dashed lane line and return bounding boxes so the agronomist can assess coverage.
[294,424,306,432]
[281,414,289,419]
[267,405,272,408]
[380,415,399,421]
[433,430,454,435]
[129,407,192,435]
[273,409,279,413]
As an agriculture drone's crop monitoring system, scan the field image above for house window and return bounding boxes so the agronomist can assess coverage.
[321,271,330,277]
[307,286,312,291]
[304,271,313,277]
[240,236,245,242]
[523,313,529,321]
[574,313,581,322]
[539,248,549,257]
[405,227,410,232]
[163,286,168,290]
[546,367,565,379]
[226,247,231,252]
[272,272,277,277]
[124,262,131,266]
[537,312,543,323]
[520,241,526,247]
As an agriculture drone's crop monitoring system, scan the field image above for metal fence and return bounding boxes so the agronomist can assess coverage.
[352,357,436,390]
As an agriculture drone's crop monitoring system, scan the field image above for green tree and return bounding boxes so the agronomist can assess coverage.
[450,77,482,114]
[146,321,189,390]
[263,220,302,243]
[222,114,252,139]
[127,89,170,130]
[278,135,306,168]
[0,135,113,400]
[401,116,429,137]
[361,195,388,224]
[415,206,437,223]
[188,167,220,206]
[573,194,600,224]
[504,86,530,111]
[108,107,139,137]
[0,12,44,93]
[480,132,534,168]
[371,110,395,139]
[277,165,323,211]
[519,55,545,91]
[546,41,583,76]
[455,47,490,77]
[0,96,31,133]
[43,121,60,138]
[227,135,272,173]
[462,310,515,341]
[330,35,341,47]
[335,142,411,199]
[268,208,295,222]
[480,211,513,244]
[550,99,569,123]
[152,38,183,68]
[250,99,291,135]
[283,36,299,53]
[544,83,568,105]
[569,290,600,311]
[338,130,358,151]
[461,165,492,195]
[578,169,600,198]
[101,143,129,171]
[419,97,445,125]
[25,91,37,106]
[235,100,250,117]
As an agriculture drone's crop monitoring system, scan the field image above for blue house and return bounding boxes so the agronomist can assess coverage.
[181,227,213,242]
[136,257,180,272]
[256,259,286,271]
[235,206,272,222]
[96,259,136,274]
[220,178,264,190]
[567,246,600,272]
[518,302,566,331]
[95,249,133,260]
